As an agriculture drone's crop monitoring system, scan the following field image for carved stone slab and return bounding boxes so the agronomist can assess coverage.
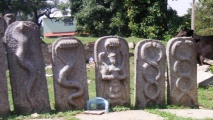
[134,40,166,108]
[167,37,198,106]
[0,16,10,117]
[5,21,50,114]
[52,37,88,111]
[94,36,130,107]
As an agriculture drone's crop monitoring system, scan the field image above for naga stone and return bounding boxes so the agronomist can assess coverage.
[0,15,10,117]
[5,21,51,114]
[134,40,166,108]
[52,37,88,111]
[167,37,198,106]
[94,36,130,107]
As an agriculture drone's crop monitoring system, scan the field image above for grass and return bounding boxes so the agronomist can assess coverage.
[145,109,194,120]
[3,36,213,119]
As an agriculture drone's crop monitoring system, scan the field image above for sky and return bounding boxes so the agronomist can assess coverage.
[168,0,193,16]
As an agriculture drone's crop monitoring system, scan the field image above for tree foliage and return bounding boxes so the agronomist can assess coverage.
[74,0,130,37]
[73,0,188,39]
[0,0,66,27]
[195,0,213,35]
[125,0,168,39]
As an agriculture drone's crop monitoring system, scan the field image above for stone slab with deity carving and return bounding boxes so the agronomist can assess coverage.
[94,36,130,107]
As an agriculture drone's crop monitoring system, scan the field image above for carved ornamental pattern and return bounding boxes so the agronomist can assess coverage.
[167,37,198,106]
[135,40,166,108]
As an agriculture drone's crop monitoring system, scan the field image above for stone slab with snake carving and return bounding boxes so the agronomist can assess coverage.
[5,21,50,114]
[52,37,88,111]
[166,37,198,107]
[134,40,166,108]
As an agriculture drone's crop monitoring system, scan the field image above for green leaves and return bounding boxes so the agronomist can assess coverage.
[195,0,213,35]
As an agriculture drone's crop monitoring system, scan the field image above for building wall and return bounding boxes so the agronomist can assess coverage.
[42,17,76,37]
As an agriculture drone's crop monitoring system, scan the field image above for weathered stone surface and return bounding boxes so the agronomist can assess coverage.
[134,40,166,108]
[52,37,88,111]
[204,58,213,65]
[2,13,15,69]
[4,13,16,29]
[94,36,130,107]
[197,71,213,88]
[0,15,6,35]
[166,37,198,106]
[0,15,10,117]
[41,43,52,65]
[5,21,50,114]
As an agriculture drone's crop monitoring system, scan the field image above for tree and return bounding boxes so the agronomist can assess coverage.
[194,0,213,35]
[75,0,130,37]
[125,0,168,39]
[0,0,67,27]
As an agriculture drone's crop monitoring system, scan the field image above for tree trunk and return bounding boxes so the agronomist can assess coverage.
[191,0,195,30]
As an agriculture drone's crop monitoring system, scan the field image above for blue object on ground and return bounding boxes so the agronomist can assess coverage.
[87,97,109,113]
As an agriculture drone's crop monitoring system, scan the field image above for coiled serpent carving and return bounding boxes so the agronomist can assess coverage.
[171,40,195,104]
[141,42,163,104]
[55,40,84,109]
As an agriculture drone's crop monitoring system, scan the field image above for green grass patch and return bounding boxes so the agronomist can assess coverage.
[198,86,213,109]
[145,109,193,120]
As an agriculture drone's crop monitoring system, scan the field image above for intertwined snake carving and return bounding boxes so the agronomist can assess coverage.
[12,22,37,109]
[141,42,163,104]
[171,40,195,104]
[55,40,84,109]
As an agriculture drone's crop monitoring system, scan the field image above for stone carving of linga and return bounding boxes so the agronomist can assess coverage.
[134,40,166,108]
[52,37,88,111]
[167,37,198,107]
[5,21,50,114]
[94,36,130,107]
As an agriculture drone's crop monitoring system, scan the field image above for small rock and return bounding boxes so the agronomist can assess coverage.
[128,42,135,49]
[31,113,39,118]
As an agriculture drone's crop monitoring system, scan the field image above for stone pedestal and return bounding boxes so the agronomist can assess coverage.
[52,37,88,111]
[0,16,10,117]
[5,21,50,114]
[167,37,198,106]
[135,40,166,108]
[94,36,130,107]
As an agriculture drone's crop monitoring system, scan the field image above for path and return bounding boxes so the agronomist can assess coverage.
[75,109,213,120]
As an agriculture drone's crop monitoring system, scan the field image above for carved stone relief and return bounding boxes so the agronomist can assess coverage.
[52,37,88,111]
[167,37,198,106]
[135,40,166,108]
[0,15,10,117]
[94,36,130,106]
[5,21,50,114]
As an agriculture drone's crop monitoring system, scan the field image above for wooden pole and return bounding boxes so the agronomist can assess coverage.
[191,0,195,30]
